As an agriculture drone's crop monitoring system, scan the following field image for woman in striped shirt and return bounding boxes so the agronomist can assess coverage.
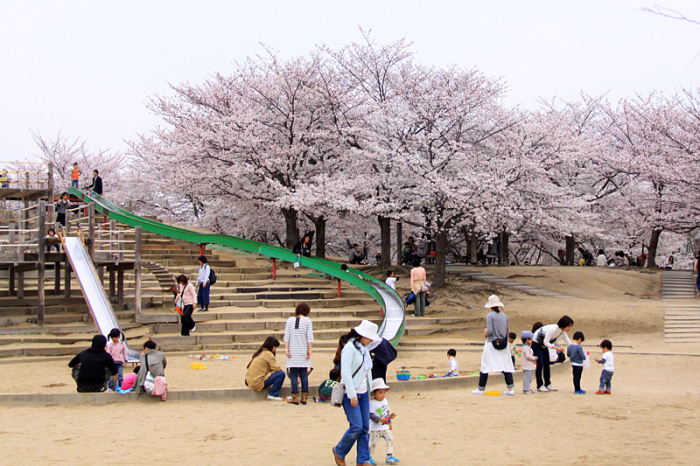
[284,302,314,405]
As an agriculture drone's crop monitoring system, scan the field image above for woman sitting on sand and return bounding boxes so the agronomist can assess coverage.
[245,336,286,401]
[332,320,381,466]
[471,295,515,396]
[133,340,167,395]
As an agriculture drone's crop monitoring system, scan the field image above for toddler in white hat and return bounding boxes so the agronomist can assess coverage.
[369,378,400,465]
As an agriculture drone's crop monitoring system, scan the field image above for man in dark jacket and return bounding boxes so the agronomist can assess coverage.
[68,334,118,392]
[85,169,103,195]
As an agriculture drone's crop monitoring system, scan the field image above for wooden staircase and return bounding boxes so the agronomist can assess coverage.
[0,230,479,357]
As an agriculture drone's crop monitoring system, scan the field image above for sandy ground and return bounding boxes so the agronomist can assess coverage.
[2,353,700,465]
[3,266,700,464]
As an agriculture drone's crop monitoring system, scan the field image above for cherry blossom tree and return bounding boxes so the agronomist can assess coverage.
[321,31,416,268]
[132,50,349,253]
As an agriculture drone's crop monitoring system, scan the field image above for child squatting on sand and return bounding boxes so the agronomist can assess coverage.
[315,368,340,402]
[444,349,459,377]
[595,339,614,394]
[369,378,399,465]
[520,331,537,394]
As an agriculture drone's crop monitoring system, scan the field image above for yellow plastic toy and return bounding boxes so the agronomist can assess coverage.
[484,390,501,396]
[190,362,207,370]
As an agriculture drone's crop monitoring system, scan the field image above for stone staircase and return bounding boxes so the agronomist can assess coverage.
[446,266,577,299]
[0,231,478,356]
[663,270,700,343]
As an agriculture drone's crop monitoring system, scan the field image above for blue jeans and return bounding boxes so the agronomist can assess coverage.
[71,179,79,189]
[263,371,285,397]
[108,363,124,389]
[288,367,308,394]
[599,370,613,392]
[335,392,370,464]
[197,284,210,306]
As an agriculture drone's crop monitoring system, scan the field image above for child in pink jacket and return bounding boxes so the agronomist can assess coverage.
[520,331,538,394]
[107,328,128,389]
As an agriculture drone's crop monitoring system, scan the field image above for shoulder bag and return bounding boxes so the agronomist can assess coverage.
[330,363,363,407]
[143,354,156,394]
[491,338,508,350]
[175,286,185,316]
[143,353,167,396]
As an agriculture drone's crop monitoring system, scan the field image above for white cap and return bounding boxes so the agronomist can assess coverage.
[371,378,390,392]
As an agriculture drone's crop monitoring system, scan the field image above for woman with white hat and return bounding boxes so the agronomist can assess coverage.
[472,295,516,396]
[332,320,382,466]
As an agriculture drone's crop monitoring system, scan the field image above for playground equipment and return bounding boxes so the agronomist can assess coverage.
[61,235,140,362]
[69,188,407,346]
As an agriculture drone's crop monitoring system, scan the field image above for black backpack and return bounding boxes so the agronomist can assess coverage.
[208,267,217,286]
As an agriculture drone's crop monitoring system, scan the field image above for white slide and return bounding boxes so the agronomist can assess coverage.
[63,236,140,362]
[374,283,405,342]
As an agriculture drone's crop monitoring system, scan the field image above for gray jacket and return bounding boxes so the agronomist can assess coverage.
[485,310,509,343]
[133,350,167,394]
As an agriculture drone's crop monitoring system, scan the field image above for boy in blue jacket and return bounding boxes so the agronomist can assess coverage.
[567,331,586,394]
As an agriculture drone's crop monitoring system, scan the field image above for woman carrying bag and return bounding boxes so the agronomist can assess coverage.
[472,295,516,396]
[332,320,381,466]
[175,274,197,336]
[133,340,167,397]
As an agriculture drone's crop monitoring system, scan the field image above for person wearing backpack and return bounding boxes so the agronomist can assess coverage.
[196,255,211,312]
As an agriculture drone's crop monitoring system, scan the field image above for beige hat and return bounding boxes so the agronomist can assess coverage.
[354,320,381,342]
[485,294,504,309]
[371,378,390,392]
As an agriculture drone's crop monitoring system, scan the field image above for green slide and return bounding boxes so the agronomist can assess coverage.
[70,188,406,346]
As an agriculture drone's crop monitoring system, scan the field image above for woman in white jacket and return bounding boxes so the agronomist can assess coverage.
[332,320,381,466]
[532,316,574,392]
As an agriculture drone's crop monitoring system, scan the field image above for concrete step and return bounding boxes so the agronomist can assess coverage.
[146,316,468,335]
[0,321,139,335]
[141,253,220,260]
[137,307,381,324]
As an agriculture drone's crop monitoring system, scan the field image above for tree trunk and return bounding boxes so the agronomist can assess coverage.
[469,231,478,264]
[565,235,576,266]
[281,207,299,250]
[498,229,510,265]
[647,229,662,268]
[434,229,448,287]
[309,216,326,259]
[396,222,403,266]
[378,215,391,269]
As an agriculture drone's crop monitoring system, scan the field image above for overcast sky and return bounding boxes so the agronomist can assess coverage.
[1,0,699,162]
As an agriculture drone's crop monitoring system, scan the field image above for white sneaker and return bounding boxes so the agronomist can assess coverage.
[538,386,550,392]
[546,385,558,392]
[191,324,196,332]
[504,390,515,396]
[266,395,283,401]
[523,390,533,395]
[471,389,484,395]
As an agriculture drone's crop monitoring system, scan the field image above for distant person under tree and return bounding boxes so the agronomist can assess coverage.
[349,243,366,264]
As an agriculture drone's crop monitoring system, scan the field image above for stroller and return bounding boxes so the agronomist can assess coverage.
[576,245,595,266]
